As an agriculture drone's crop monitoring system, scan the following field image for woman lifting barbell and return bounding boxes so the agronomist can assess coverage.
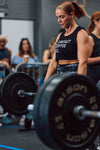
[44,1,90,82]
[43,1,95,150]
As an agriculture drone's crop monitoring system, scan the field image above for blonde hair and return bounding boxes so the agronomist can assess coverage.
[87,11,100,34]
[0,34,8,43]
[56,1,85,19]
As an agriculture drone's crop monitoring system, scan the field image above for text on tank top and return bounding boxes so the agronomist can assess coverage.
[56,26,85,61]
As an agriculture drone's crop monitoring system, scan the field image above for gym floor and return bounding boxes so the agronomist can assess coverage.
[0,117,52,150]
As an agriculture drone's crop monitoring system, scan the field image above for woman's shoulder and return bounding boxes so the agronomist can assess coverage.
[73,26,85,36]
[77,26,88,36]
[12,54,23,65]
[43,49,50,54]
[7,48,12,52]
[78,26,85,30]
[13,54,22,59]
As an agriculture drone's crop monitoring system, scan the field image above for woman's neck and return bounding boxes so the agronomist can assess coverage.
[24,52,28,55]
[65,22,78,36]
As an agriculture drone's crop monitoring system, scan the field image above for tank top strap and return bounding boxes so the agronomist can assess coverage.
[73,26,85,35]
[60,26,85,38]
[89,33,98,41]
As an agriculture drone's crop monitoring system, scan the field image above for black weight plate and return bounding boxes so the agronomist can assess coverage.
[34,74,60,149]
[96,80,100,97]
[0,72,37,116]
[34,73,100,150]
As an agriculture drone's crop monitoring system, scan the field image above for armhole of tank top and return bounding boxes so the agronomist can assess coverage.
[89,34,95,47]
[89,33,96,41]
[75,26,83,41]
[60,32,64,38]
[89,33,96,39]
[77,26,85,33]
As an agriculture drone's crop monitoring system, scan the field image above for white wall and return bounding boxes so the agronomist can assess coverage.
[1,19,34,59]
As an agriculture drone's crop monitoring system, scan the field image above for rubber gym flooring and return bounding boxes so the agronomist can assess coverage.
[0,117,52,150]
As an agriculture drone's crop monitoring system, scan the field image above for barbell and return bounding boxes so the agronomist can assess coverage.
[0,72,100,150]
[0,72,38,116]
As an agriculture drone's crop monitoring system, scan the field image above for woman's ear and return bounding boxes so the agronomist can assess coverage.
[70,12,74,18]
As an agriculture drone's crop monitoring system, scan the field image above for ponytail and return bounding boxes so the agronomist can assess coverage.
[87,23,95,34]
[71,2,85,18]
[87,11,100,34]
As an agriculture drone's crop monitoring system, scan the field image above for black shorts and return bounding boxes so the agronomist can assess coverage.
[57,63,78,74]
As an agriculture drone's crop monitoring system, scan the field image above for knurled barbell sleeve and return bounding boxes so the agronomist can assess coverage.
[74,105,100,120]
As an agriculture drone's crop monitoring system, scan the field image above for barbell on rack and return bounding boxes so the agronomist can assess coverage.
[0,72,100,150]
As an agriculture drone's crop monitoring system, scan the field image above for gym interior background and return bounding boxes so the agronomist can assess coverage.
[0,0,100,150]
[0,0,99,61]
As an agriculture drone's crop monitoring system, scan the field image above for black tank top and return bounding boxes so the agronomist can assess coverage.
[0,48,10,60]
[89,33,100,57]
[56,26,85,61]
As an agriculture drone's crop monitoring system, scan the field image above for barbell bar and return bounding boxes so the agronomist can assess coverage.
[0,72,100,150]
[74,105,100,120]
[17,89,36,97]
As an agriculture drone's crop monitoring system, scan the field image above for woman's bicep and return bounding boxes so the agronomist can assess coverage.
[43,50,50,62]
[77,30,90,62]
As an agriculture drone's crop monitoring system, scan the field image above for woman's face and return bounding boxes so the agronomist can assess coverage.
[55,9,73,29]
[0,40,6,49]
[22,40,29,52]
[95,19,100,31]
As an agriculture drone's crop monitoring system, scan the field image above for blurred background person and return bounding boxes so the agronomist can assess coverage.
[87,11,100,84]
[42,37,56,63]
[12,38,39,86]
[0,34,12,125]
[0,34,11,77]
[12,38,39,127]
[39,37,56,86]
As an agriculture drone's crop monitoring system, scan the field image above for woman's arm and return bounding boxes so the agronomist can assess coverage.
[88,57,100,64]
[44,34,61,81]
[44,51,58,81]
[77,29,90,75]
[42,50,51,63]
